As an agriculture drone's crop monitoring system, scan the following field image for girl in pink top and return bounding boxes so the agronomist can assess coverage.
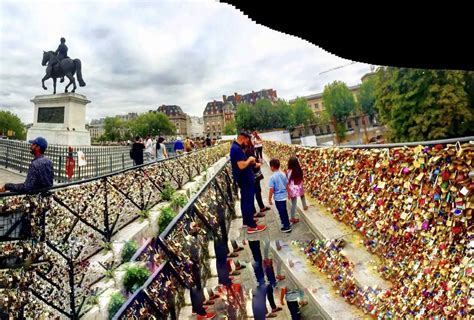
[286,156,308,224]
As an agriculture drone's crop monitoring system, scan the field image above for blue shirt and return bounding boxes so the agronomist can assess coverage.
[230,141,254,188]
[174,140,184,151]
[268,171,288,201]
[5,155,54,193]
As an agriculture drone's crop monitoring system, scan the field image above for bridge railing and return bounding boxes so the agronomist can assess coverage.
[0,143,230,319]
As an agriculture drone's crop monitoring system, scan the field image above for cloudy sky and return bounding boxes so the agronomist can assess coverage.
[0,0,372,124]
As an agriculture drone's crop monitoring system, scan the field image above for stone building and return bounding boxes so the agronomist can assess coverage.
[156,105,188,137]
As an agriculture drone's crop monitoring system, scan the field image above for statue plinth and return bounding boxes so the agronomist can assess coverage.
[27,93,91,146]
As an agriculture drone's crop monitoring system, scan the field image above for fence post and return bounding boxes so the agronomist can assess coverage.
[109,155,112,173]
[122,153,125,169]
[5,145,9,169]
[95,156,99,177]
[59,155,63,182]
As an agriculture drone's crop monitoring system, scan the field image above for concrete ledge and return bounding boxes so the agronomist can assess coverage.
[269,241,364,320]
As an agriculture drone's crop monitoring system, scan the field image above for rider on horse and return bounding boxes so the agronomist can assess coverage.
[52,37,69,83]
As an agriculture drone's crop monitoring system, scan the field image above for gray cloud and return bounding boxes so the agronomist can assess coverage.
[0,0,371,124]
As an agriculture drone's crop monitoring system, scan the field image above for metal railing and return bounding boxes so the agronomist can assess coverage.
[112,160,242,319]
[0,140,194,183]
[0,143,230,319]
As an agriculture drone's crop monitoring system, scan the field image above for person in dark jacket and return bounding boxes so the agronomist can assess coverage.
[1,137,53,193]
[130,136,145,165]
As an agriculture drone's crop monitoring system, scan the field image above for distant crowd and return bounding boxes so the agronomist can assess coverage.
[129,135,221,165]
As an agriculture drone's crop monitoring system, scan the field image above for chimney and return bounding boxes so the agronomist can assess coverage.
[223,95,227,103]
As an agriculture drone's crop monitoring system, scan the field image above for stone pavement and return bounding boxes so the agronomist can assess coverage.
[0,168,25,186]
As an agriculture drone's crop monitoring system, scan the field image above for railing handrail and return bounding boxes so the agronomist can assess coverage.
[0,144,228,198]
[303,136,474,149]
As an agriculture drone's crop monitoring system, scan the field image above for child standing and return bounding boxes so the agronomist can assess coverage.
[286,156,308,224]
[268,159,292,233]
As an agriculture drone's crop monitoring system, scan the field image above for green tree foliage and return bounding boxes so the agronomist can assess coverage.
[358,75,377,117]
[322,81,356,142]
[375,67,474,142]
[291,98,316,127]
[128,112,176,137]
[108,293,125,320]
[103,116,125,141]
[322,81,356,122]
[123,265,150,293]
[223,119,237,135]
[0,110,26,140]
[235,103,256,131]
[234,98,311,131]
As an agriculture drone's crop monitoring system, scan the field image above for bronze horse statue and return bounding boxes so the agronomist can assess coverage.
[41,51,86,94]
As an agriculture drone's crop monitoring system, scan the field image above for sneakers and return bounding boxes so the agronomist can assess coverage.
[281,226,292,233]
[303,206,309,210]
[290,218,300,224]
[272,306,283,312]
[254,212,266,218]
[266,313,278,318]
[227,252,239,258]
[260,207,271,212]
[276,275,286,281]
[243,219,259,228]
[197,313,216,319]
[247,225,267,234]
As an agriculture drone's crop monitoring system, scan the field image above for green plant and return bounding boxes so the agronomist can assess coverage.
[123,265,150,293]
[108,292,125,320]
[160,182,176,201]
[158,206,177,234]
[87,288,100,306]
[138,209,151,222]
[121,240,139,263]
[171,193,188,208]
[101,241,113,252]
[104,268,115,280]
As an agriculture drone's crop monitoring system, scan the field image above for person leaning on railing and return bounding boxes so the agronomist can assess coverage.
[0,137,53,193]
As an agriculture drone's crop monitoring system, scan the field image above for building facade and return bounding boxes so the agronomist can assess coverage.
[188,116,204,138]
[156,105,188,137]
[203,89,278,137]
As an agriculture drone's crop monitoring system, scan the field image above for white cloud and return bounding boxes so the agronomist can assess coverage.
[0,0,370,124]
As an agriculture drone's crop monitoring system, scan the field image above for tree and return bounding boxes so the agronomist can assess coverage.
[128,112,175,137]
[274,99,294,129]
[357,75,377,143]
[223,119,237,135]
[235,103,256,131]
[103,116,125,141]
[375,67,473,142]
[291,98,315,128]
[0,110,26,140]
[358,75,377,117]
[322,81,356,143]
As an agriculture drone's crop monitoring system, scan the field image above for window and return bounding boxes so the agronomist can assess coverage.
[326,125,331,133]
[315,103,319,109]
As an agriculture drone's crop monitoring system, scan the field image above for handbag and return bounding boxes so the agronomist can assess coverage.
[254,169,264,182]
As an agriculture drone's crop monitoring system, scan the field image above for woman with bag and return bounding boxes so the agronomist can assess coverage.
[286,156,308,224]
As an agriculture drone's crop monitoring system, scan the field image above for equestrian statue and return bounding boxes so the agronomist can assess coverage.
[41,37,86,94]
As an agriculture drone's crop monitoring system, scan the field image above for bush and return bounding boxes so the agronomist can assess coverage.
[160,181,176,201]
[108,292,125,320]
[171,193,188,209]
[121,240,139,263]
[158,206,177,234]
[123,265,151,293]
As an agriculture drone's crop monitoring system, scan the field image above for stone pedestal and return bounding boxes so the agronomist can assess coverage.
[27,93,91,146]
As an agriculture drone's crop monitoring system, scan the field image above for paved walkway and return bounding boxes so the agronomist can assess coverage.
[231,160,316,242]
[0,168,25,186]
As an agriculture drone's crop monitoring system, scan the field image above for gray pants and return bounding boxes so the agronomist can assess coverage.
[290,196,307,219]
[263,240,282,275]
